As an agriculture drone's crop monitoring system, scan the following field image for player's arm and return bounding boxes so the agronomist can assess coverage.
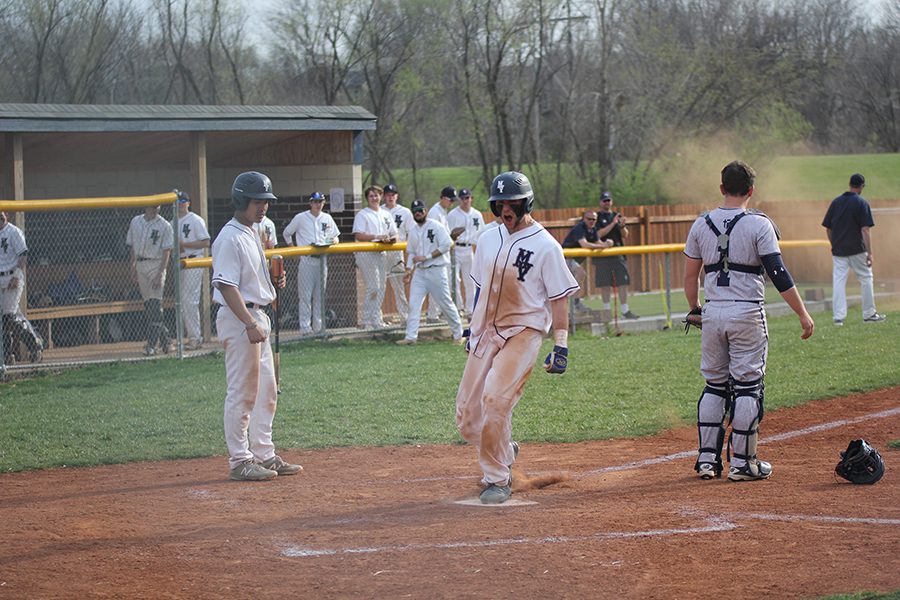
[544,297,570,374]
[760,252,814,339]
[182,238,210,250]
[683,256,703,310]
[861,226,873,266]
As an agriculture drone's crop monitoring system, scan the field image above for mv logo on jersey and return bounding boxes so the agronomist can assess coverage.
[394,214,403,228]
[513,248,535,281]
[182,223,191,238]
[0,238,8,254]
[150,229,161,245]
[427,229,435,243]
[473,216,481,228]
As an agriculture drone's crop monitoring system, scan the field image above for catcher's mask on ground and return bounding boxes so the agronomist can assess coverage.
[834,438,885,485]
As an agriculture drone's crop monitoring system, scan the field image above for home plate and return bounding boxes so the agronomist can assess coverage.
[454,498,538,507]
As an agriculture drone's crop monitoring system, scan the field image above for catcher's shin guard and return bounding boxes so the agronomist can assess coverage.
[695,380,730,477]
[728,378,763,467]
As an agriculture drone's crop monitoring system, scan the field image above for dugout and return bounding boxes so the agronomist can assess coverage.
[0,103,376,348]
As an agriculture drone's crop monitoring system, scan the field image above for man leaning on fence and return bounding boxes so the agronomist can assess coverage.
[126,204,174,356]
[352,185,398,330]
[562,210,613,313]
[0,211,44,364]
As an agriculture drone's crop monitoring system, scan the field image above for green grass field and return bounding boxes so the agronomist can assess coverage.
[1,306,897,473]
[374,153,900,207]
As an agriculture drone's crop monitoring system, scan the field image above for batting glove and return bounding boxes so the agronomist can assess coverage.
[543,345,568,374]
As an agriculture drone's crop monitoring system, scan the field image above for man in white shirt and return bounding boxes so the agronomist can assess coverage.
[283,191,341,335]
[426,186,457,320]
[172,191,210,350]
[212,171,300,482]
[253,216,279,249]
[446,188,483,315]
[352,185,398,329]
[381,183,412,324]
[0,211,44,364]
[126,204,174,356]
[396,200,463,345]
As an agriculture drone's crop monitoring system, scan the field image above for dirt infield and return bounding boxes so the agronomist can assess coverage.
[1,388,898,599]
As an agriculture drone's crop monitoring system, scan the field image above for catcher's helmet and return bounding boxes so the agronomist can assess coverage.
[232,171,277,210]
[835,439,885,485]
[489,171,534,217]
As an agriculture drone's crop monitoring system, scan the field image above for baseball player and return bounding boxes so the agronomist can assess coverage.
[822,173,886,325]
[684,161,814,482]
[211,171,301,481]
[446,188,483,315]
[126,204,174,356]
[456,171,579,504]
[396,200,463,345]
[426,186,458,321]
[352,185,398,330]
[253,215,279,249]
[595,191,638,319]
[0,211,43,364]
[172,192,210,350]
[381,183,412,323]
[282,192,341,335]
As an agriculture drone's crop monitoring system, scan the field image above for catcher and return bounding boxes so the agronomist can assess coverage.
[683,161,814,482]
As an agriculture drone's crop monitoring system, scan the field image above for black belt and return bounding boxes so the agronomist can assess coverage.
[137,257,155,262]
[245,302,269,310]
[455,243,471,247]
[184,254,199,259]
[0,269,16,276]
[706,299,763,304]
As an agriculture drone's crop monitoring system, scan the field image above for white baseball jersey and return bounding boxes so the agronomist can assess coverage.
[211,218,276,306]
[427,203,449,229]
[283,210,340,246]
[684,207,780,303]
[469,221,579,347]
[352,206,398,240]
[253,216,279,247]
[173,211,210,259]
[384,204,414,241]
[126,214,174,259]
[447,206,483,245]
[406,218,452,269]
[0,221,27,272]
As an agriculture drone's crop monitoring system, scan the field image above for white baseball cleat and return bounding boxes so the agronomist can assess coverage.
[727,459,772,481]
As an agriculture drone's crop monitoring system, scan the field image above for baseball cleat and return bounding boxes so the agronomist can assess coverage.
[395,338,417,345]
[622,311,640,320]
[261,455,303,476]
[863,313,886,323]
[697,462,720,480]
[727,459,772,481]
[833,319,844,326]
[229,460,278,481]
[480,481,512,504]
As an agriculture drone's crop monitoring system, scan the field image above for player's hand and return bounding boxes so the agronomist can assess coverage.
[799,314,814,340]
[543,345,568,374]
[7,275,19,290]
[274,273,286,289]
[246,322,266,344]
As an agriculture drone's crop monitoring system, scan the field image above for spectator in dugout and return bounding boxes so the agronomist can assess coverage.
[595,191,639,320]
[561,210,613,313]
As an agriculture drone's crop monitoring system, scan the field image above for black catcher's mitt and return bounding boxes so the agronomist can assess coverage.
[683,307,703,334]
[835,439,885,485]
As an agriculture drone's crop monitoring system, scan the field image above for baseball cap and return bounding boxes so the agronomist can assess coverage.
[384,183,399,194]
[441,186,459,200]
[411,199,426,212]
[309,191,326,202]
[175,189,190,203]
[849,173,865,187]
[600,191,612,201]
[459,188,472,198]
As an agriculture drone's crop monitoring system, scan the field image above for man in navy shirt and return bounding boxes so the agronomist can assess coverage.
[562,210,612,312]
[822,173,885,325]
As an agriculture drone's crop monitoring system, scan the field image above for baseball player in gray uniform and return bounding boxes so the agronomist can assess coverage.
[173,192,210,350]
[396,200,463,345]
[382,183,412,323]
[683,161,814,482]
[212,171,301,481]
[282,192,341,335]
[456,172,579,504]
[0,211,43,364]
[126,204,174,356]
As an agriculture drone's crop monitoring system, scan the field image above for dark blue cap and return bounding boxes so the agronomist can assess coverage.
[384,183,399,194]
[309,191,326,201]
[411,200,426,212]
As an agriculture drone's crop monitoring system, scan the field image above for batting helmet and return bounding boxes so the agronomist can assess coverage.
[835,439,885,485]
[309,191,326,202]
[232,171,277,210]
[489,171,534,217]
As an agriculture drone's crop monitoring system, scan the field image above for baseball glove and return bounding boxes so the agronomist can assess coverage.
[835,438,885,485]
[683,307,702,334]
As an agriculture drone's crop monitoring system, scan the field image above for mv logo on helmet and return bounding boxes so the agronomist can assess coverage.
[513,248,535,281]
[496,180,505,194]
